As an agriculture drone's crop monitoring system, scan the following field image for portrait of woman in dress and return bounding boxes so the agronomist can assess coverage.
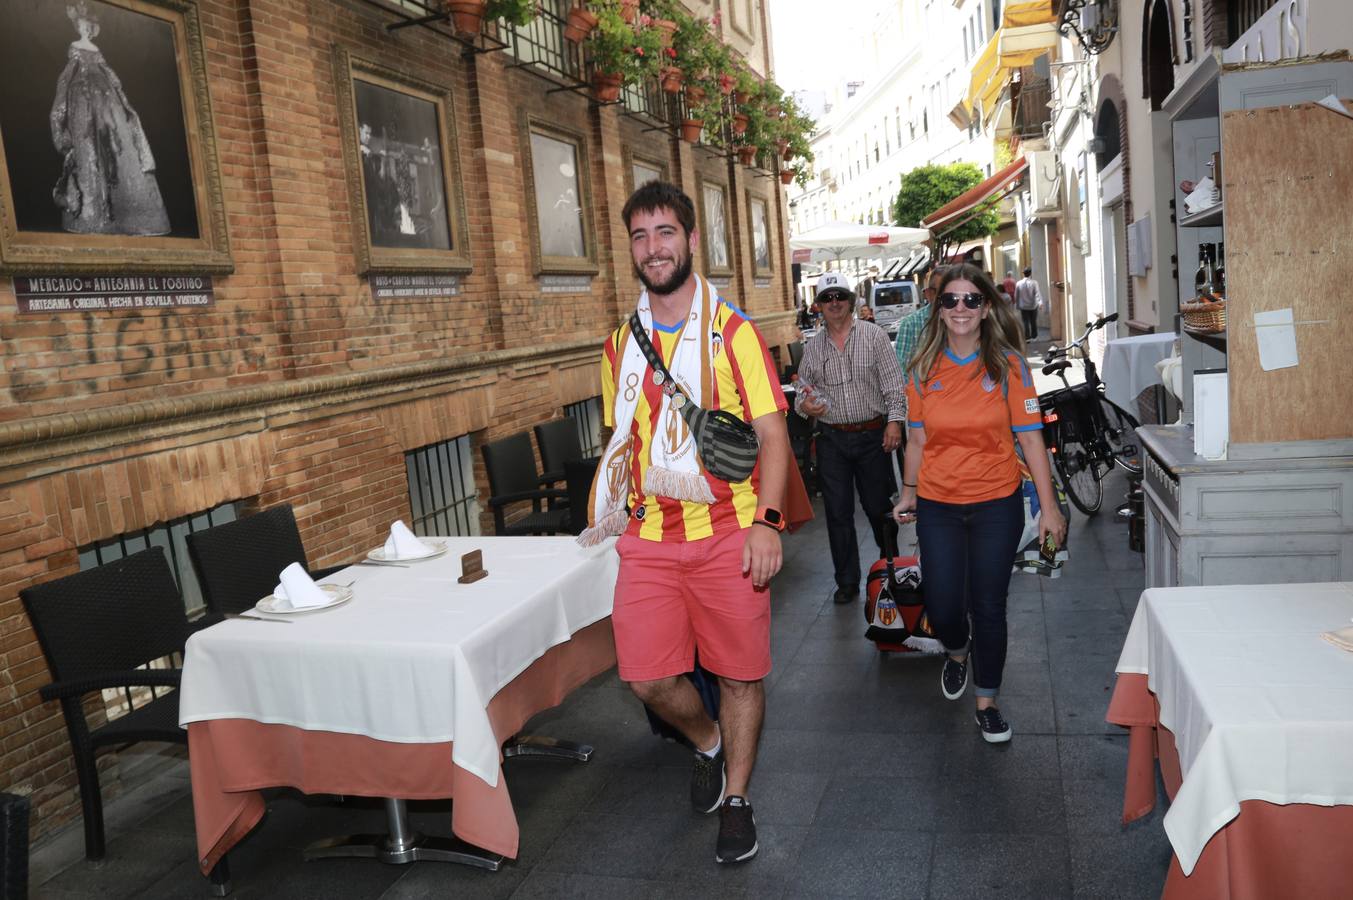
[49,0,170,235]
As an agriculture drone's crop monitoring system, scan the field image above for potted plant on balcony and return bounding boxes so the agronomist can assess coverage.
[487,0,538,27]
[587,0,661,102]
[446,0,488,35]
[564,4,599,43]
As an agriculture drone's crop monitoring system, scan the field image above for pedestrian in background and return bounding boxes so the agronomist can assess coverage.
[893,266,945,373]
[893,263,1066,743]
[1002,271,1018,303]
[1014,267,1044,341]
[796,272,906,605]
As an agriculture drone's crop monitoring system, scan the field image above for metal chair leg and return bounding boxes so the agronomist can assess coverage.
[502,734,594,762]
[303,799,502,870]
[207,855,231,896]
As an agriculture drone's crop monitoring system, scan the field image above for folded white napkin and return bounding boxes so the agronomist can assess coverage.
[383,520,433,558]
[1322,625,1353,653]
[273,562,331,609]
[1184,177,1218,215]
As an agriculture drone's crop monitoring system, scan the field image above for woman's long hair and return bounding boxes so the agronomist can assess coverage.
[908,263,1027,387]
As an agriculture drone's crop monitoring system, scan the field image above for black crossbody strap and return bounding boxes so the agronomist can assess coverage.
[627,313,682,397]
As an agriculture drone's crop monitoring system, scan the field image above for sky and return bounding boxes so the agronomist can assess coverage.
[766,0,861,97]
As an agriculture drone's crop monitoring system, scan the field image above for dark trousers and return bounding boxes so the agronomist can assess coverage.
[915,488,1024,696]
[1021,308,1039,340]
[816,425,898,589]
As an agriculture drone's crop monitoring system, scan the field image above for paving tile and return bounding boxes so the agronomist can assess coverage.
[36,829,197,900]
[507,871,687,899]
[1058,734,1132,782]
[813,776,942,831]
[935,778,1067,836]
[534,812,690,880]
[928,832,1072,899]
[939,733,1061,780]
[755,729,948,778]
[657,821,809,895]
[1068,827,1173,899]
[786,827,933,899]
[584,766,692,817]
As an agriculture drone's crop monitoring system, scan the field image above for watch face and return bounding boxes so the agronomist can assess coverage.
[762,509,783,526]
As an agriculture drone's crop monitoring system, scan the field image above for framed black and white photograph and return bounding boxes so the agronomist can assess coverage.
[623,146,666,197]
[521,117,596,275]
[748,194,771,276]
[699,179,731,277]
[0,0,231,274]
[334,49,469,274]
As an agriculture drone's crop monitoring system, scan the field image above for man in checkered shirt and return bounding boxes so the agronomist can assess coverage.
[795,272,906,605]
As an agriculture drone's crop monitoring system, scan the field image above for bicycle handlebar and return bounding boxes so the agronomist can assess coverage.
[1043,312,1120,361]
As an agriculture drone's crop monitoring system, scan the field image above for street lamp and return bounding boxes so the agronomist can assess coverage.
[1057,0,1119,56]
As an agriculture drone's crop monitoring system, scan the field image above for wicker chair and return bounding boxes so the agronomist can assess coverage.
[481,433,570,536]
[20,548,201,863]
[563,457,600,536]
[533,417,584,490]
[186,504,345,616]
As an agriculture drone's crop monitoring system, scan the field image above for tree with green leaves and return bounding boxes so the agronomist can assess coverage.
[894,161,1000,263]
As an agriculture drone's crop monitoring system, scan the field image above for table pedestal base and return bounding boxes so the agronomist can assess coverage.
[503,734,593,762]
[303,799,503,870]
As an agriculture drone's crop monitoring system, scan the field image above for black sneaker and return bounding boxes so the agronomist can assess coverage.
[690,747,725,814]
[715,796,758,863]
[832,586,858,605]
[941,655,969,700]
[975,706,1013,743]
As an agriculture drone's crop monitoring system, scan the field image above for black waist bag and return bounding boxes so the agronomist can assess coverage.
[628,313,760,483]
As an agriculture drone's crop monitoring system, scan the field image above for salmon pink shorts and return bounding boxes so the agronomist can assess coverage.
[612,528,772,683]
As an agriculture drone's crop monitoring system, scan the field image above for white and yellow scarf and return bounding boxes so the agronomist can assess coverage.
[577,276,719,547]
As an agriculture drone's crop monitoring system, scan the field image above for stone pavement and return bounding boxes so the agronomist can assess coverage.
[31,467,1171,899]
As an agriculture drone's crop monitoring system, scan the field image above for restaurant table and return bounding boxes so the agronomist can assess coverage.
[179,536,618,882]
[1108,582,1353,899]
[1101,331,1176,420]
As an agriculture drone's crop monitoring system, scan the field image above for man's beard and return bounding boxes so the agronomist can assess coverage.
[634,248,693,296]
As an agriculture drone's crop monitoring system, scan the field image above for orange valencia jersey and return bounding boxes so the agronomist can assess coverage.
[906,348,1042,505]
[601,298,786,542]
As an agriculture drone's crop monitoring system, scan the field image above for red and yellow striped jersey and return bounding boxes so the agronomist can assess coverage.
[601,299,786,542]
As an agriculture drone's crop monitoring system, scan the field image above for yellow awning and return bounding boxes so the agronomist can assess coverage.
[965,0,1058,116]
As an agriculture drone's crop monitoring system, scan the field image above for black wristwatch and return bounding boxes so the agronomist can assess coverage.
[753,508,785,533]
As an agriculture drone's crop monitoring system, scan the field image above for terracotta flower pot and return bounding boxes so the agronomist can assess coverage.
[718,73,735,95]
[447,0,487,36]
[651,18,677,50]
[592,70,623,103]
[732,112,749,136]
[775,138,789,156]
[620,0,638,24]
[783,147,793,161]
[734,90,751,105]
[680,119,704,143]
[660,66,684,94]
[767,104,781,119]
[736,145,757,166]
[685,85,707,106]
[779,169,796,185]
[563,6,599,43]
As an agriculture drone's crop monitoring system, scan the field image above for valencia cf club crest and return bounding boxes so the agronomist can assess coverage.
[710,332,724,359]
[981,373,996,393]
[633,504,646,521]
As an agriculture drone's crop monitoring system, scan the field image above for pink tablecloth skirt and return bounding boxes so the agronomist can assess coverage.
[1107,672,1353,900]
[188,619,615,874]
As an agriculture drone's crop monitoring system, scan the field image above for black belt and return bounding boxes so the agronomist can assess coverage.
[822,417,886,433]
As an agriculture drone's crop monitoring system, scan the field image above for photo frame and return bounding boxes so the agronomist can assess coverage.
[333,48,470,274]
[0,0,231,274]
[622,145,667,197]
[698,177,731,277]
[520,116,597,276]
[747,193,772,276]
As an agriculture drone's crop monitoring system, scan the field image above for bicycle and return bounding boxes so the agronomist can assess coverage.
[1037,312,1143,516]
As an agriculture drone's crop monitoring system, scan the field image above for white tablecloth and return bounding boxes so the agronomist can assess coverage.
[180,536,618,788]
[1116,582,1353,875]
[1101,332,1177,411]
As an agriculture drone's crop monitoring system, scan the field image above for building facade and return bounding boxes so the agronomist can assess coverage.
[0,0,795,843]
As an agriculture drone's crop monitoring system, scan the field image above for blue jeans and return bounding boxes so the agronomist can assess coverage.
[816,425,898,589]
[915,488,1024,697]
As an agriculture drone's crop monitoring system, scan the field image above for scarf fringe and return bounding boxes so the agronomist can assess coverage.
[577,508,630,547]
[643,465,717,504]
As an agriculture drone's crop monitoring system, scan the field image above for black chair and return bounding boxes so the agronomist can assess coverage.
[20,549,201,863]
[563,457,601,536]
[786,407,818,497]
[186,504,345,616]
[481,432,570,536]
[0,792,29,900]
[533,417,585,489]
[784,340,805,380]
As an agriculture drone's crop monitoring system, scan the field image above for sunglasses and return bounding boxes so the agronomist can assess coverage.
[938,291,985,310]
[819,292,852,303]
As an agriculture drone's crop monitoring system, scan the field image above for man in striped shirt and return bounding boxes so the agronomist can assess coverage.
[796,272,907,604]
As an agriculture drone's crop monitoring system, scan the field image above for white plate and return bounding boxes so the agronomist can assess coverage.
[255,584,354,615]
[366,540,448,563]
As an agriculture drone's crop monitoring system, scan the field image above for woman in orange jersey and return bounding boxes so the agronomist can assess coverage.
[892,263,1066,743]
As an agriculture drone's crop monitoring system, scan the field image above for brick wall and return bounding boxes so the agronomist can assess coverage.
[0,0,796,845]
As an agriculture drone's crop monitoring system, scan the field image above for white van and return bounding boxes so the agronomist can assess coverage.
[867,279,920,339]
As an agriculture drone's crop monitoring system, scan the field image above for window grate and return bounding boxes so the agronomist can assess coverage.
[565,396,604,458]
[504,0,582,83]
[406,434,481,537]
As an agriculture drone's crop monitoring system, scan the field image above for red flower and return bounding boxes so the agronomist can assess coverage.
[665,47,677,59]
[712,11,722,25]
[634,46,644,56]
[639,13,651,26]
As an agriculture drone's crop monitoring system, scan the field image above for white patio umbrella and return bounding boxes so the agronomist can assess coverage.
[789,221,931,265]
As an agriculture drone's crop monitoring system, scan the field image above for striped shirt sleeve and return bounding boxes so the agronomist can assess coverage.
[728,318,787,420]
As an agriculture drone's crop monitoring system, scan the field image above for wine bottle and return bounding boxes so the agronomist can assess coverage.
[1213,243,1226,298]
[1194,243,1212,298]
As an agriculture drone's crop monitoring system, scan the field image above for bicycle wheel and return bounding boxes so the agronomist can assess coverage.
[1097,397,1144,475]
[1052,436,1103,515]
